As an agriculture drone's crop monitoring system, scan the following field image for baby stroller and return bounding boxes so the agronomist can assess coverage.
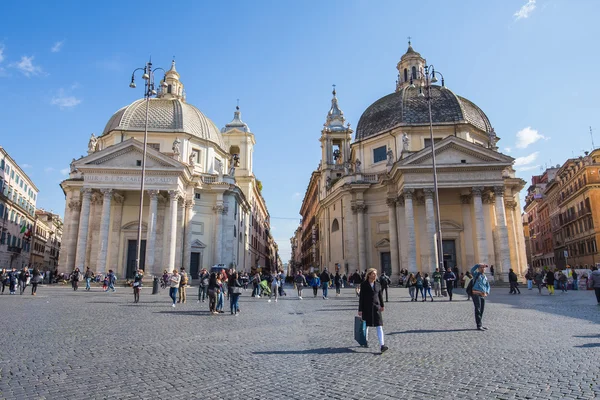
[259,280,271,297]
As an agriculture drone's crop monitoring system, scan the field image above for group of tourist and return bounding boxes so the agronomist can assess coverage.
[0,266,43,295]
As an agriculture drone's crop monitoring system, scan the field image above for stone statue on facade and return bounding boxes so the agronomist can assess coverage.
[402,133,410,152]
[326,176,332,189]
[354,158,361,173]
[88,133,98,154]
[70,158,77,173]
[188,152,196,166]
[172,138,181,157]
[215,158,223,175]
[488,128,499,151]
[228,154,238,176]
[386,147,394,166]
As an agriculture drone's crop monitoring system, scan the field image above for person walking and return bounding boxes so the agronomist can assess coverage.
[8,267,18,295]
[19,266,30,295]
[525,269,533,290]
[352,270,362,297]
[106,269,117,292]
[545,269,555,295]
[508,269,521,294]
[133,269,143,303]
[590,266,600,305]
[334,271,342,297]
[470,264,491,331]
[269,272,279,303]
[229,271,242,315]
[358,268,388,353]
[379,271,391,302]
[432,267,442,297]
[463,272,473,301]
[70,268,80,292]
[414,272,424,302]
[534,270,544,294]
[168,269,180,308]
[198,268,209,303]
[407,273,416,301]
[320,269,330,299]
[31,268,42,296]
[309,273,320,297]
[443,267,456,301]
[208,272,219,314]
[216,273,225,313]
[84,267,93,291]
[423,273,434,302]
[295,271,307,299]
[558,271,568,293]
[1,269,8,294]
[178,267,188,304]
[571,267,578,291]
[252,271,261,298]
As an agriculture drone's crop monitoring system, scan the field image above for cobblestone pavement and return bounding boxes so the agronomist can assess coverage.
[0,283,598,400]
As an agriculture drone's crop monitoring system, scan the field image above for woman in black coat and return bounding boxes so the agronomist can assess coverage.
[358,268,388,353]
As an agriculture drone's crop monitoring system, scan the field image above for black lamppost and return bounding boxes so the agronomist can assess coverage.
[129,60,167,273]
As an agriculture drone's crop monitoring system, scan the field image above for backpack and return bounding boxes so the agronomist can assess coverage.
[416,277,423,286]
[466,276,475,296]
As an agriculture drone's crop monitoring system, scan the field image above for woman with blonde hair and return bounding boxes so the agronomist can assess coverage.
[358,268,388,353]
[407,273,416,301]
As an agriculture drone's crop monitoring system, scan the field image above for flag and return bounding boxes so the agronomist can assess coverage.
[20,222,26,234]
[24,226,32,239]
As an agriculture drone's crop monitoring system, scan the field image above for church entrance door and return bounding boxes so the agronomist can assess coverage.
[190,252,202,280]
[380,252,391,276]
[126,240,146,279]
[442,240,456,272]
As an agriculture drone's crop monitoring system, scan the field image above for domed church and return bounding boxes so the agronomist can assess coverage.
[59,61,274,278]
[307,43,527,282]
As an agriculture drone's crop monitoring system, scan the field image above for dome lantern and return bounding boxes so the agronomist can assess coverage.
[323,85,347,132]
[158,59,185,101]
[396,40,426,92]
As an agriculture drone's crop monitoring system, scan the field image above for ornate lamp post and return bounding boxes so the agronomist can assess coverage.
[129,60,167,274]
[417,65,448,295]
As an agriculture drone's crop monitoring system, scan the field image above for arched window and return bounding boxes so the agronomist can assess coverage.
[167,85,172,94]
[411,66,417,80]
[403,68,408,82]
[331,218,340,232]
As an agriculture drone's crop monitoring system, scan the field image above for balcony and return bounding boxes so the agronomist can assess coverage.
[7,246,21,254]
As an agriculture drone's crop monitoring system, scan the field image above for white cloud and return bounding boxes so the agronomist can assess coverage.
[21,163,33,169]
[514,0,536,20]
[60,168,70,176]
[44,167,55,173]
[514,151,539,167]
[504,147,512,153]
[292,192,301,199]
[0,44,4,63]
[51,40,64,53]
[518,164,541,172]
[51,88,82,109]
[516,127,547,149]
[10,56,43,77]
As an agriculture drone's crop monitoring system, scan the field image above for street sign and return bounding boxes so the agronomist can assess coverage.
[564,250,568,258]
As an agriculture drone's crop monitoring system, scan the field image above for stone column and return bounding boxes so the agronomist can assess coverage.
[424,188,438,271]
[403,189,417,273]
[109,193,125,275]
[75,188,93,269]
[166,190,179,272]
[460,194,475,268]
[395,196,405,274]
[387,198,399,277]
[66,199,81,271]
[145,190,159,275]
[472,187,487,264]
[494,186,511,281]
[182,200,195,273]
[96,189,113,275]
[353,203,367,272]
[213,203,224,264]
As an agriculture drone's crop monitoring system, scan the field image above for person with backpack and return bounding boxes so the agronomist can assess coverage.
[423,273,434,302]
[106,269,117,292]
[443,267,456,301]
[70,268,80,292]
[311,273,320,298]
[379,272,391,302]
[414,272,424,301]
[294,271,307,299]
[468,264,490,331]
[198,268,209,303]
[432,267,442,297]
[132,269,143,303]
[320,269,331,299]
[178,267,188,304]
[509,269,521,294]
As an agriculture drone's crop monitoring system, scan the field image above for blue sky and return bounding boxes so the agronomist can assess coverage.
[1,0,599,261]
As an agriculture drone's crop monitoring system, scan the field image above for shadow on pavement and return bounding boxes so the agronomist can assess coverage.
[252,347,357,355]
[573,334,600,339]
[388,329,475,335]
[574,343,600,348]
[154,310,211,316]
[315,308,358,312]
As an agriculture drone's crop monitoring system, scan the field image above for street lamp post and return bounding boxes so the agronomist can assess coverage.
[129,60,167,275]
[418,65,448,295]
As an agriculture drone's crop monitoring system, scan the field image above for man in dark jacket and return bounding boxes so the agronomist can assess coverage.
[379,272,391,302]
[8,267,18,294]
[508,268,520,294]
[443,267,456,301]
[198,268,209,302]
[545,269,555,295]
[352,270,362,297]
[320,269,331,299]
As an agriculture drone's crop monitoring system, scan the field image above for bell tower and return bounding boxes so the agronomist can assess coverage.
[222,104,255,177]
[396,40,426,92]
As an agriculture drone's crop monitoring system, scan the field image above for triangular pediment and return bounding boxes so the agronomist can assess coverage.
[375,238,390,248]
[75,138,186,170]
[191,239,206,249]
[400,136,513,166]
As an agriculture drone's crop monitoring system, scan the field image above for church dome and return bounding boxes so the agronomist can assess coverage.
[355,85,492,140]
[102,98,226,149]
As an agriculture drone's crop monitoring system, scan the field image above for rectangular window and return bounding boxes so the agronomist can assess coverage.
[373,146,387,163]
[424,138,443,148]
[148,143,160,151]
[194,193,201,200]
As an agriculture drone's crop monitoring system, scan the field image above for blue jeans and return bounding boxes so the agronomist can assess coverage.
[108,283,115,292]
[217,292,224,310]
[527,280,532,289]
[85,278,91,290]
[230,293,240,313]
[423,287,432,299]
[322,282,328,298]
[169,287,178,304]
[572,280,578,290]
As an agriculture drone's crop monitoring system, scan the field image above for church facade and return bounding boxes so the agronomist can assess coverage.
[299,44,527,282]
[59,61,275,278]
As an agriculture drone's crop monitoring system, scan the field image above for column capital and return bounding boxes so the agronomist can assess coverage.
[81,188,93,199]
[356,203,367,214]
[68,200,81,211]
[168,190,180,201]
[101,188,113,199]
[396,195,405,207]
[423,188,435,199]
[213,204,225,214]
[471,186,484,196]
[147,190,160,199]
[185,200,194,209]
[483,192,495,204]
[460,194,472,204]
[505,200,518,210]
[113,192,125,204]
[494,186,505,197]
[91,191,103,205]
[403,188,414,199]
[386,197,396,207]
